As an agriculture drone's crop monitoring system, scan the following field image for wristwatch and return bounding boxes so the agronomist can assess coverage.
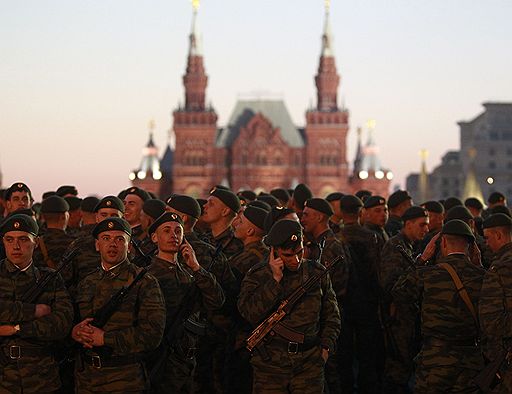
[13,324,20,334]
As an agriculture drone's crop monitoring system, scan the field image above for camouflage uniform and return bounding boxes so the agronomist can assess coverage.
[0,259,73,393]
[238,259,341,394]
[364,223,389,250]
[379,233,417,393]
[147,255,225,394]
[385,215,403,238]
[65,234,100,297]
[392,253,485,393]
[74,223,95,240]
[229,240,268,281]
[479,242,512,393]
[74,259,166,393]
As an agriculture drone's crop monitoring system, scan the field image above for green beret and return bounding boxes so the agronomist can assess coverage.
[443,197,463,211]
[210,187,240,213]
[364,195,386,209]
[42,191,57,200]
[148,212,184,235]
[305,198,334,217]
[340,195,363,213]
[422,200,444,214]
[209,185,230,193]
[270,188,290,204]
[237,190,257,202]
[388,190,411,209]
[441,219,475,242]
[0,214,39,236]
[264,219,302,247]
[257,195,280,208]
[143,199,166,220]
[464,198,484,211]
[293,184,313,209]
[483,213,512,229]
[490,206,512,217]
[65,196,82,211]
[402,206,428,222]
[196,198,207,215]
[247,200,272,212]
[325,192,344,202]
[166,195,201,219]
[445,206,473,223]
[92,217,131,239]
[56,185,78,197]
[263,206,295,233]
[355,190,372,202]
[124,187,150,202]
[41,196,70,213]
[488,191,506,204]
[94,196,125,213]
[81,196,100,213]
[5,182,32,201]
[243,206,268,231]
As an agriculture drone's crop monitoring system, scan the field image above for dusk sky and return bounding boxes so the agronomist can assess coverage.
[1,1,511,200]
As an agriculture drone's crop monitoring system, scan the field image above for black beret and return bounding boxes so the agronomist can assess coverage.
[264,219,302,247]
[443,197,463,211]
[166,195,201,219]
[422,200,444,214]
[270,188,290,204]
[81,196,101,213]
[0,189,6,200]
[488,191,506,204]
[445,206,473,223]
[92,217,132,239]
[401,206,428,222]
[148,212,184,235]
[42,191,57,200]
[94,196,125,213]
[464,198,484,211]
[388,190,412,209]
[287,189,294,197]
[5,182,32,201]
[237,190,257,202]
[293,184,313,209]
[257,195,280,208]
[263,206,295,233]
[41,196,70,213]
[247,200,272,212]
[340,195,363,213]
[355,190,372,202]
[210,187,240,213]
[9,208,35,217]
[441,219,475,242]
[142,199,166,220]
[124,187,150,202]
[305,198,334,216]
[364,195,386,209]
[243,206,268,231]
[325,192,344,202]
[65,196,82,211]
[0,214,39,236]
[209,185,230,193]
[483,213,512,229]
[490,206,512,217]
[56,185,78,197]
[196,198,207,215]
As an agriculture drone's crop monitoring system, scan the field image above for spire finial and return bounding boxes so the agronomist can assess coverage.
[325,0,330,13]
[366,120,376,146]
[191,0,200,12]
[148,119,155,134]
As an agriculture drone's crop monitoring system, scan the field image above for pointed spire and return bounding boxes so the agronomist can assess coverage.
[366,119,376,146]
[147,119,156,148]
[353,126,363,172]
[321,0,334,57]
[463,148,484,202]
[189,0,202,56]
[419,149,429,202]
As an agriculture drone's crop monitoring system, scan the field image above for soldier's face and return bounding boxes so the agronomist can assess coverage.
[426,211,444,231]
[483,228,503,253]
[6,191,32,213]
[407,217,430,241]
[233,213,254,240]
[364,205,388,227]
[95,230,129,266]
[96,208,123,222]
[3,231,37,268]
[152,222,183,253]
[202,196,226,224]
[300,207,322,234]
[123,195,144,225]
[277,242,304,271]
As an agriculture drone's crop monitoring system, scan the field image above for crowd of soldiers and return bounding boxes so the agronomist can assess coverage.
[0,180,511,393]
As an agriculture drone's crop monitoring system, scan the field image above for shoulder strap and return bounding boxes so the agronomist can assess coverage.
[38,238,57,269]
[438,262,478,326]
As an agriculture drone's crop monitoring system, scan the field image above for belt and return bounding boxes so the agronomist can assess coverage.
[270,337,320,354]
[2,345,51,360]
[424,337,479,347]
[82,353,139,369]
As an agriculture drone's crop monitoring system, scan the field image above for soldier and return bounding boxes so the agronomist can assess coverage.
[147,212,224,393]
[484,191,507,219]
[392,220,485,393]
[263,206,299,234]
[380,206,430,394]
[64,196,83,237]
[130,199,165,265]
[465,197,484,236]
[417,200,444,254]
[4,182,33,215]
[479,213,512,393]
[122,187,150,241]
[0,214,73,393]
[337,195,383,394]
[238,219,341,394]
[363,195,389,248]
[385,190,413,238]
[56,185,78,198]
[72,217,165,393]
[287,183,313,219]
[325,192,344,235]
[75,196,100,238]
[270,188,290,207]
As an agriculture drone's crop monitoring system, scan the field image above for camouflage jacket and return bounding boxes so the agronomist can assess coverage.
[329,220,342,236]
[229,239,268,281]
[385,215,403,238]
[65,234,100,297]
[74,223,95,239]
[380,233,415,301]
[238,259,341,352]
[205,226,244,260]
[364,222,389,250]
[479,242,512,356]
[0,259,73,393]
[74,259,166,392]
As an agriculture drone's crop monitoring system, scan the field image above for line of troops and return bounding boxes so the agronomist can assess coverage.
[0,181,511,393]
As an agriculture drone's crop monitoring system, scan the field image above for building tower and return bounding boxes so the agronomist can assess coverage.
[418,149,429,202]
[172,0,220,197]
[304,0,350,195]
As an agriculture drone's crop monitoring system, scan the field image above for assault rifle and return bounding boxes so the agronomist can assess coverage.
[246,254,342,354]
[130,238,156,267]
[395,245,417,270]
[473,348,509,392]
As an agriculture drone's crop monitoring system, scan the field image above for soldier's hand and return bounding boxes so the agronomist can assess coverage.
[34,304,52,318]
[269,247,284,283]
[87,325,105,347]
[180,239,200,272]
[0,325,17,336]
[72,318,95,347]
[321,347,329,362]
[420,233,440,263]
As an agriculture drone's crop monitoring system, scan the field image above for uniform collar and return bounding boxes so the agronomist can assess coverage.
[5,259,34,273]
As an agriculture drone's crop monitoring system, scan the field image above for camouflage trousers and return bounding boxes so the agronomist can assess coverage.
[250,344,325,394]
[152,349,195,394]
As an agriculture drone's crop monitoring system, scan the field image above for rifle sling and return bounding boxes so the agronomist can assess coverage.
[437,262,478,327]
[38,238,57,269]
[272,322,305,343]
